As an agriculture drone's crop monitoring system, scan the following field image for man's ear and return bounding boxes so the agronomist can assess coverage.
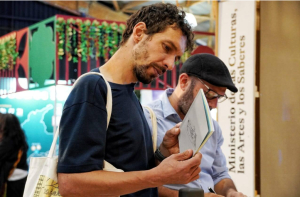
[132,22,147,43]
[179,73,190,91]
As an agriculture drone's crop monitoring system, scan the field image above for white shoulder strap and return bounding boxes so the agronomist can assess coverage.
[48,72,112,158]
[143,106,158,152]
[72,72,112,128]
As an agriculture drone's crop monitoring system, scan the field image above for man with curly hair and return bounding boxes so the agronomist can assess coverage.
[58,3,202,197]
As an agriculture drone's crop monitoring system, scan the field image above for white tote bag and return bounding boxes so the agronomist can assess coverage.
[23,72,115,197]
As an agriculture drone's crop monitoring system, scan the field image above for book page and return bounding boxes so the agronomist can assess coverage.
[179,89,214,155]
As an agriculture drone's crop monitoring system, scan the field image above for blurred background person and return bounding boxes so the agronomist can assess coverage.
[0,113,28,197]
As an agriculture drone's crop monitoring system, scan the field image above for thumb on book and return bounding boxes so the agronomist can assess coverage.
[174,149,193,161]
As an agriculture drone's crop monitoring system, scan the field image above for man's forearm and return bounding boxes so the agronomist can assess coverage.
[58,170,161,197]
[214,178,237,196]
[58,150,201,197]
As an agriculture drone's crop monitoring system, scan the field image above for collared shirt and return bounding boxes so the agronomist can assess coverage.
[143,88,231,193]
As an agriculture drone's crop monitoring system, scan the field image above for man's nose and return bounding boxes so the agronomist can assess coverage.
[208,98,218,109]
[163,55,176,71]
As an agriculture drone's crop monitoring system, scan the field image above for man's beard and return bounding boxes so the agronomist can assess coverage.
[133,63,166,84]
[178,80,195,116]
[133,64,154,84]
[132,39,166,84]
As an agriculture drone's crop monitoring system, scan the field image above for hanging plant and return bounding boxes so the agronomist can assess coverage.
[79,20,90,62]
[0,39,8,70]
[106,23,112,57]
[55,17,126,65]
[72,25,78,63]
[89,20,99,60]
[93,21,101,59]
[97,23,103,59]
[7,35,18,70]
[66,18,74,62]
[110,23,119,56]
[85,20,91,62]
[76,19,83,60]
[0,33,18,71]
[56,17,66,59]
[118,24,126,45]
[102,22,110,62]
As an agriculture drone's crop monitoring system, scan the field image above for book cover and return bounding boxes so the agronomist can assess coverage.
[179,89,214,155]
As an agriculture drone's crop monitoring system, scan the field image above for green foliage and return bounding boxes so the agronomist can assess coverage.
[55,17,125,63]
[56,18,65,59]
[0,33,18,70]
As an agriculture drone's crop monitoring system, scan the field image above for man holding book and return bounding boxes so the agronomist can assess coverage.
[57,3,202,197]
[144,53,247,197]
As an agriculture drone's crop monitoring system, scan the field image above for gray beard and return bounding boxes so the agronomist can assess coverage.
[178,81,195,116]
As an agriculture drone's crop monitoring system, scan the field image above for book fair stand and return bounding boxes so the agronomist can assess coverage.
[0,14,191,162]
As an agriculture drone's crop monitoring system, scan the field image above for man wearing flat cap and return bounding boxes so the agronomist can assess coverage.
[144,54,246,197]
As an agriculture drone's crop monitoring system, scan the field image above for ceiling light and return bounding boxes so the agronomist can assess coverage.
[185,12,197,29]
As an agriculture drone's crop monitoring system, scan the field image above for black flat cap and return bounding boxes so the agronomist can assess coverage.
[180,53,238,92]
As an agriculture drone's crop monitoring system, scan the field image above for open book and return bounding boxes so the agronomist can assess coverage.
[179,89,214,155]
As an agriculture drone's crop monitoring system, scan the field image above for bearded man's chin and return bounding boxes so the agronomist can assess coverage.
[137,76,151,84]
[137,74,157,84]
[142,78,153,84]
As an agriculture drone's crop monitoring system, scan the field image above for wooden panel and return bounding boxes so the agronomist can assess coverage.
[45,1,129,22]
[260,2,300,196]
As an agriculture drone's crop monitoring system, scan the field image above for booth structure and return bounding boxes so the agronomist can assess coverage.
[0,14,187,98]
[0,14,194,171]
[0,15,127,163]
[0,15,131,160]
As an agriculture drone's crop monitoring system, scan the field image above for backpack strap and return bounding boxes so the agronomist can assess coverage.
[143,106,158,152]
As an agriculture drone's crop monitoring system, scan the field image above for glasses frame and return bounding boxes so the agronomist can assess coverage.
[196,78,228,103]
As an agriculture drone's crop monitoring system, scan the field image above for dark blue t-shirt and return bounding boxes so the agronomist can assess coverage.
[58,68,158,197]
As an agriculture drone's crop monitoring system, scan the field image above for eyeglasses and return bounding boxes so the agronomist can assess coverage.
[196,78,228,103]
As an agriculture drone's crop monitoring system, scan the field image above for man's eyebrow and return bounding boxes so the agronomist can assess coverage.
[165,40,178,51]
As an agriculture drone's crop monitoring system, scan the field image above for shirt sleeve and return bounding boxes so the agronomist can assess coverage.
[57,74,108,173]
[211,120,232,185]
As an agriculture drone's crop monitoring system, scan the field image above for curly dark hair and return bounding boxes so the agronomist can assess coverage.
[120,3,194,52]
[0,113,27,150]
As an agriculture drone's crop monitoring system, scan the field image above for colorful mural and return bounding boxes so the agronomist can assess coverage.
[0,85,72,160]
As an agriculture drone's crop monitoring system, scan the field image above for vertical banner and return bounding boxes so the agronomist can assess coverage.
[217,1,256,196]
